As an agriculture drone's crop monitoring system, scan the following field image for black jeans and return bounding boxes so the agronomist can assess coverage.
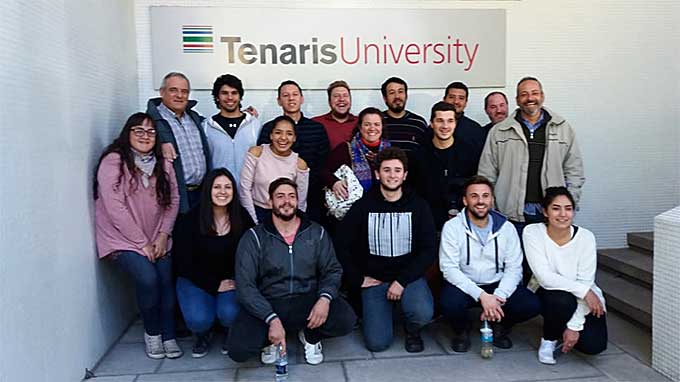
[227,293,356,362]
[440,281,540,332]
[537,289,608,355]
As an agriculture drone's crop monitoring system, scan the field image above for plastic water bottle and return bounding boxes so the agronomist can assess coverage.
[480,320,494,359]
[274,343,288,381]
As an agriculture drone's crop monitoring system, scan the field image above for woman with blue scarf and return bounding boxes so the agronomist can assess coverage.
[322,107,390,200]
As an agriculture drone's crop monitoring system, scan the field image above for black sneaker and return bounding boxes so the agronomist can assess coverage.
[451,330,471,353]
[192,332,211,358]
[492,323,513,349]
[405,331,424,353]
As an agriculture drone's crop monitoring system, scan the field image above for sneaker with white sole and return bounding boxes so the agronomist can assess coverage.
[538,338,557,364]
[298,330,323,365]
[144,332,165,359]
[163,339,184,359]
[261,344,277,364]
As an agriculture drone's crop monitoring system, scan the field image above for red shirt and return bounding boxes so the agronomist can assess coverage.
[312,112,358,150]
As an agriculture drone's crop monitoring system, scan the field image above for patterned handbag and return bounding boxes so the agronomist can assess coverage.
[324,164,364,220]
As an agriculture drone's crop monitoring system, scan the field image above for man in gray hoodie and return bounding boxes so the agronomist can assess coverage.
[227,178,356,365]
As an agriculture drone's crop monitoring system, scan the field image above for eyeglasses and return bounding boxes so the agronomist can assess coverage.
[130,127,157,137]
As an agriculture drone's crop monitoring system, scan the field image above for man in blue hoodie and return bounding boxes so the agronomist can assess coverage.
[439,176,540,352]
[337,147,437,354]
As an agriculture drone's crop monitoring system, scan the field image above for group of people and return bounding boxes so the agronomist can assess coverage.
[93,71,605,368]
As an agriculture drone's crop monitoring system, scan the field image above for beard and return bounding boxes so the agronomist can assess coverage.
[387,102,405,114]
[272,203,296,221]
[468,204,490,220]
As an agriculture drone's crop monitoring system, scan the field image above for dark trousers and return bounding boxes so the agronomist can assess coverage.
[227,293,356,362]
[537,289,608,355]
[511,213,545,285]
[440,281,540,332]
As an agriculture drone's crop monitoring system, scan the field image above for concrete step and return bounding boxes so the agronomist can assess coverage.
[597,269,652,329]
[627,232,653,255]
[598,248,653,287]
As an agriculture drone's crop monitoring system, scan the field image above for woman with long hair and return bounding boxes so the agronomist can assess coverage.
[321,107,391,201]
[173,168,255,358]
[523,187,607,365]
[94,112,181,359]
[239,115,309,223]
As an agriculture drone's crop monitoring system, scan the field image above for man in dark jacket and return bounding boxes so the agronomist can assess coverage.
[146,72,210,213]
[227,178,355,365]
[337,147,436,353]
[411,102,479,230]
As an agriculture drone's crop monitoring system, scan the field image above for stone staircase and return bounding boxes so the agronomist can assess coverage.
[597,232,653,330]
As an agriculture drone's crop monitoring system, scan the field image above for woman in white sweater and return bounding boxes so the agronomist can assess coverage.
[523,187,607,365]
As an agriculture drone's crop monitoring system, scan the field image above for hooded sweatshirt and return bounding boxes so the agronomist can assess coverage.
[439,208,523,301]
[336,185,437,290]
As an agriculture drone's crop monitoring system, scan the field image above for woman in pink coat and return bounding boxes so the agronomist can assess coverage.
[94,112,181,359]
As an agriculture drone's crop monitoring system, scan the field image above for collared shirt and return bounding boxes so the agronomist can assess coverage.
[158,103,206,185]
[522,110,545,138]
[312,112,357,150]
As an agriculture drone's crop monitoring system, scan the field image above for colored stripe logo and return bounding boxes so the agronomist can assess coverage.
[182,25,213,53]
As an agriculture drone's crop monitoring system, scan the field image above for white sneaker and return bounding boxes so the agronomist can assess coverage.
[163,339,184,359]
[144,332,165,359]
[298,330,323,365]
[538,338,557,365]
[261,344,277,364]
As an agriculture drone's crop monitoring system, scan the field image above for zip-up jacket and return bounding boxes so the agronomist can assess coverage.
[146,97,210,213]
[234,212,342,324]
[336,186,437,290]
[478,107,584,222]
[439,208,523,301]
[203,112,261,184]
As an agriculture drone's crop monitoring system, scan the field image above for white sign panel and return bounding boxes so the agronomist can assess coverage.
[151,7,505,90]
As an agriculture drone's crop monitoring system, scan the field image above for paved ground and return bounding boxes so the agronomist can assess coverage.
[89,312,669,382]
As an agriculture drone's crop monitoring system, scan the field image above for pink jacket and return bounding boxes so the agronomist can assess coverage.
[95,153,179,258]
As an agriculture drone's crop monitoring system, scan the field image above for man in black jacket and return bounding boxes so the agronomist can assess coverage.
[337,147,437,353]
[411,102,479,230]
[227,178,355,365]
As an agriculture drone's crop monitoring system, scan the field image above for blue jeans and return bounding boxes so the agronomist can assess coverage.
[113,251,176,340]
[361,277,434,352]
[440,281,540,332]
[176,277,240,334]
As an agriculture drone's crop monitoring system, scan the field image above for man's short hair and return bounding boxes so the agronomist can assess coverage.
[462,175,494,196]
[268,177,298,199]
[516,76,543,95]
[326,80,351,100]
[278,80,303,98]
[376,147,409,171]
[211,74,244,107]
[484,91,508,108]
[380,77,408,97]
[430,101,457,121]
[444,81,469,99]
[161,72,191,90]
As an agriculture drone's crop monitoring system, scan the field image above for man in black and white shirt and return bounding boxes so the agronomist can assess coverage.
[337,147,436,353]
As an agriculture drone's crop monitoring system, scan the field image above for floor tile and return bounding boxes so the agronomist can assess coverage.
[371,325,446,358]
[118,322,145,344]
[344,350,602,382]
[320,329,373,362]
[236,362,345,381]
[136,369,236,381]
[89,376,137,382]
[586,353,670,381]
[606,311,652,365]
[431,319,533,355]
[94,342,161,376]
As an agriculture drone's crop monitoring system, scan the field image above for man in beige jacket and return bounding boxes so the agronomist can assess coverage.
[478,76,585,282]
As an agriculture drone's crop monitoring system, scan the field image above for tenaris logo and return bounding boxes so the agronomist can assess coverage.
[212,35,480,71]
